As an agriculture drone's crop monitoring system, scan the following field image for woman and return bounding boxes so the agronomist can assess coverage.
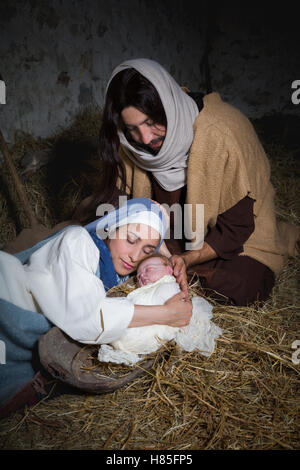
[74,58,299,306]
[0,197,192,408]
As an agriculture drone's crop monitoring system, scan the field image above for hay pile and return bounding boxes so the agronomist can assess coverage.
[0,111,299,450]
[0,105,102,246]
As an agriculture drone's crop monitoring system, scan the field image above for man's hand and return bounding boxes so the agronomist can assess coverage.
[169,254,190,300]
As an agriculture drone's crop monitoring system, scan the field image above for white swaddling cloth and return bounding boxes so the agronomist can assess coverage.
[98,275,222,365]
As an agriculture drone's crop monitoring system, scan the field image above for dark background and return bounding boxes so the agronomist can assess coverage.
[0,0,299,142]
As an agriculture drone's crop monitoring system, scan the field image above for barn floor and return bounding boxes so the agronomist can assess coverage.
[0,111,299,450]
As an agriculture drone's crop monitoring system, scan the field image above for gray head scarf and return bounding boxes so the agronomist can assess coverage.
[107,58,199,191]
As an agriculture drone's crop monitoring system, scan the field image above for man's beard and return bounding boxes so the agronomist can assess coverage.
[125,131,164,155]
[133,141,161,155]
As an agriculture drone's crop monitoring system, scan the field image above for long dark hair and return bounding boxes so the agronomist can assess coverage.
[77,68,167,223]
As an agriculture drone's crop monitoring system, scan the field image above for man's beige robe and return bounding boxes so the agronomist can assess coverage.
[117,93,299,275]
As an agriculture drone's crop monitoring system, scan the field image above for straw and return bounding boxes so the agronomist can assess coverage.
[0,110,299,450]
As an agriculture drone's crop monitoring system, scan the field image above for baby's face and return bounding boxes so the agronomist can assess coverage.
[137,257,173,287]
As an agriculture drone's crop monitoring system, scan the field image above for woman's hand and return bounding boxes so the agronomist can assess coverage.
[163,291,193,327]
[130,291,192,328]
[169,255,189,300]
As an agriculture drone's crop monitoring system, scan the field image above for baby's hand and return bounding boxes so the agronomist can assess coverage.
[169,255,190,300]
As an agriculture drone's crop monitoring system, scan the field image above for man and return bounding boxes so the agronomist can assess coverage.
[74,58,299,306]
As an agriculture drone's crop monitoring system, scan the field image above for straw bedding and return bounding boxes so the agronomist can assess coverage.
[0,110,299,450]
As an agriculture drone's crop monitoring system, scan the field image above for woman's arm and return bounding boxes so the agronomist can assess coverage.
[128,291,192,328]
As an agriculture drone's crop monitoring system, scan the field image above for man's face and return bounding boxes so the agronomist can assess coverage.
[137,257,173,287]
[121,106,166,152]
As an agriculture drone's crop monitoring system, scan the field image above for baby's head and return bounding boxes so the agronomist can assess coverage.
[137,254,173,287]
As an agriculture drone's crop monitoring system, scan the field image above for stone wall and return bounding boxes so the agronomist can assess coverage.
[0,0,299,142]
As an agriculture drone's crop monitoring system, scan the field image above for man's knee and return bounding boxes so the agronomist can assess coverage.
[188,256,275,306]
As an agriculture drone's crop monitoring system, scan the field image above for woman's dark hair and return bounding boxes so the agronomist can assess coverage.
[77,69,166,223]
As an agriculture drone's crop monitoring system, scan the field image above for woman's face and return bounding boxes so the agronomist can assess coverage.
[107,223,161,276]
[121,106,166,151]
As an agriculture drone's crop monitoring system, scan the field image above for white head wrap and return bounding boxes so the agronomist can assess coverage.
[107,210,164,239]
[107,58,199,191]
[84,197,169,252]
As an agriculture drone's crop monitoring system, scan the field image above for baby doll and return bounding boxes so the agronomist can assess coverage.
[98,254,222,365]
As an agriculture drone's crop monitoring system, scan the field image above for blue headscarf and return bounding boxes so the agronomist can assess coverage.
[84,197,168,291]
